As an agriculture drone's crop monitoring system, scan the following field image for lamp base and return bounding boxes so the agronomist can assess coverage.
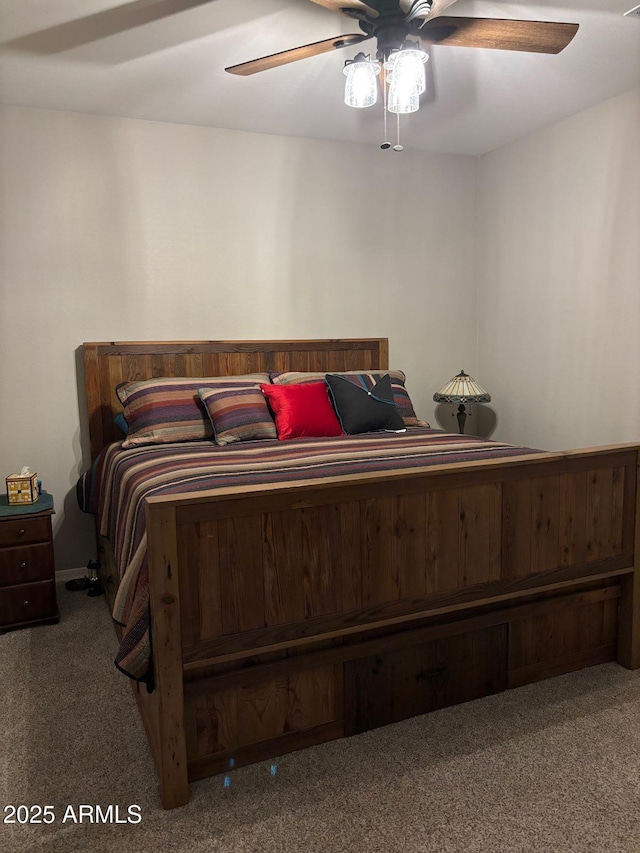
[456,404,467,435]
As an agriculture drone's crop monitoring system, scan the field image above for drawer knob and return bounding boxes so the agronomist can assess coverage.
[17,528,26,537]
[23,600,30,607]
[20,562,27,568]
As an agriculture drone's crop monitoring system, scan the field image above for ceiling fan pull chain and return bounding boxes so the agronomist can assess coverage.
[394,112,403,152]
[381,65,390,150]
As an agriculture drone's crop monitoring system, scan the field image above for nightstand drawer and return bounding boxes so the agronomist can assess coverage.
[0,516,51,547]
[0,581,57,627]
[0,543,54,586]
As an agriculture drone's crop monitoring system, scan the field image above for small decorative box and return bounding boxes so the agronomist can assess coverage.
[6,469,39,505]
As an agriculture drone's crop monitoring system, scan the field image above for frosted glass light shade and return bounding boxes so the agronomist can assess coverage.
[343,58,379,108]
[387,86,419,114]
[393,47,428,95]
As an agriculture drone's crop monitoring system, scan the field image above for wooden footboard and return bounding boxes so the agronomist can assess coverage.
[139,444,639,808]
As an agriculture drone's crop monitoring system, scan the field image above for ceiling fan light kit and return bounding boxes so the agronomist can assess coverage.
[225,0,579,151]
[385,43,428,95]
[343,53,381,107]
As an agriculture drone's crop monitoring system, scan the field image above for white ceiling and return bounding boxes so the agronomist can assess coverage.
[1,0,639,154]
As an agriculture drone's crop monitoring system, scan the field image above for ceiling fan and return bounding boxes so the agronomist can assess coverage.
[224,0,580,76]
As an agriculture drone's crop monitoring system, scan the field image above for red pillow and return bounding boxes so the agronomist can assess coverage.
[261,382,343,440]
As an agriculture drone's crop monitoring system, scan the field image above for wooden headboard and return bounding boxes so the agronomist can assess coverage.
[83,338,389,460]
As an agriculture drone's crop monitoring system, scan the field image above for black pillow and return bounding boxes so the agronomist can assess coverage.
[325,373,405,435]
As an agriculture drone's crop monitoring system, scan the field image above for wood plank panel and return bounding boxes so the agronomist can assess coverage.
[459,484,502,586]
[187,664,339,761]
[285,666,337,731]
[325,351,344,372]
[611,467,625,556]
[192,689,238,758]
[586,468,613,561]
[184,353,204,377]
[301,504,342,618]
[509,646,616,688]
[618,451,640,669]
[99,358,118,450]
[262,511,304,626]
[394,493,427,599]
[183,694,198,762]
[217,351,264,376]
[197,523,223,641]
[622,460,637,555]
[122,353,152,382]
[146,504,190,808]
[502,479,532,579]
[508,597,618,687]
[272,352,292,373]
[504,468,627,578]
[503,476,567,578]
[345,625,506,736]
[341,501,362,610]
[106,356,124,404]
[83,345,104,459]
[434,625,507,709]
[289,351,311,372]
[133,680,162,778]
[150,354,166,377]
[530,476,560,574]
[346,642,440,734]
[558,471,587,566]
[237,677,289,747]
[176,525,201,646]
[602,596,618,647]
[218,516,265,634]
[202,352,221,376]
[361,497,397,606]
[426,489,460,593]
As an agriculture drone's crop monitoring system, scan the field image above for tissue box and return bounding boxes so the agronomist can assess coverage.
[6,472,39,505]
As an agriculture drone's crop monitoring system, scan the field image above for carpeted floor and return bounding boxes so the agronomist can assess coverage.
[2,585,640,853]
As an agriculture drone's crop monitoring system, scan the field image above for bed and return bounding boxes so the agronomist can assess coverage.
[82,338,640,809]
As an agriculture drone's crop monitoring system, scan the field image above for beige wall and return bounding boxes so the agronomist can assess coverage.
[477,88,640,451]
[0,105,478,570]
[5,89,635,572]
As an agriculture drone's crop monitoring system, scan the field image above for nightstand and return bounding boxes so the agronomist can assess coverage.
[0,493,60,632]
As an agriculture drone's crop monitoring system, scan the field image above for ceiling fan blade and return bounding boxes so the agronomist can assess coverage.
[226,33,368,76]
[307,0,379,18]
[420,17,579,54]
[3,0,217,54]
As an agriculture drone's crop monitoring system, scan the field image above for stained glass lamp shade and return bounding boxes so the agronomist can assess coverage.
[433,370,491,434]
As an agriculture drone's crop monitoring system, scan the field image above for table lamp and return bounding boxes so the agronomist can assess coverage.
[433,370,491,435]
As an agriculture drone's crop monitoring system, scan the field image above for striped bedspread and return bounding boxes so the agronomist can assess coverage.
[78,429,538,685]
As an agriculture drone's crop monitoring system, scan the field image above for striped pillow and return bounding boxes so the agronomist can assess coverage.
[198,386,276,446]
[269,370,428,428]
[116,374,270,447]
